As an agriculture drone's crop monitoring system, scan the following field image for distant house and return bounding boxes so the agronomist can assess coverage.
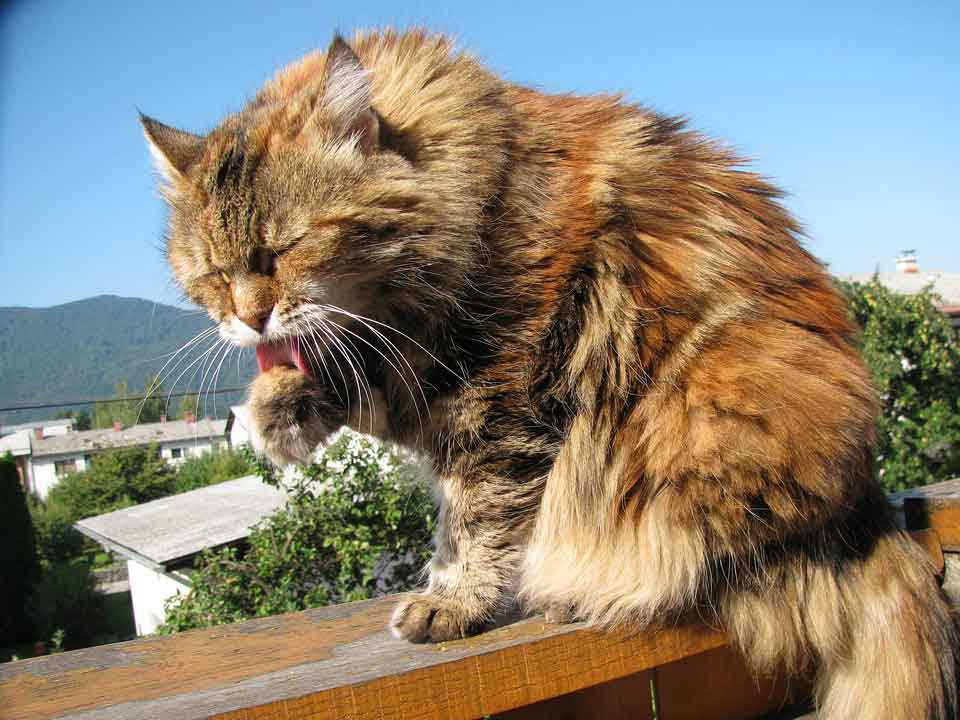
[841,251,960,328]
[0,417,78,489]
[75,475,287,635]
[15,415,229,500]
[0,417,76,438]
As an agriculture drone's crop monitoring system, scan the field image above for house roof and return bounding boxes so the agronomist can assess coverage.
[840,271,960,307]
[74,475,287,570]
[0,430,31,457]
[31,417,228,458]
[0,417,75,437]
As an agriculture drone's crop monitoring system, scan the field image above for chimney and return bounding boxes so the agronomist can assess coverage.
[184,411,196,424]
[113,419,123,432]
[160,414,167,424]
[33,427,43,441]
[896,250,919,274]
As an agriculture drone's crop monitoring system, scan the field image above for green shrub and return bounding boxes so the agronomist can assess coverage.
[159,432,435,633]
[46,444,175,523]
[27,561,105,650]
[0,454,41,644]
[30,500,86,565]
[843,279,960,492]
[172,448,255,493]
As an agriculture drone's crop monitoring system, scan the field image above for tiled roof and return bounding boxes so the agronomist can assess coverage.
[32,418,228,458]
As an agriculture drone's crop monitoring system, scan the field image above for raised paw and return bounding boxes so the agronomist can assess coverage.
[246,366,340,465]
[390,594,482,643]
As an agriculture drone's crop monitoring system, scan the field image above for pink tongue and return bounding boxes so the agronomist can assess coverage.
[256,341,312,378]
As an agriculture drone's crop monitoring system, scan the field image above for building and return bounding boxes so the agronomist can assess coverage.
[75,475,287,635]
[14,415,229,500]
[225,405,253,448]
[0,417,76,438]
[841,251,960,328]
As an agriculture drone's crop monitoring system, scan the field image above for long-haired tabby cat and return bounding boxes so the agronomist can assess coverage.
[142,29,958,719]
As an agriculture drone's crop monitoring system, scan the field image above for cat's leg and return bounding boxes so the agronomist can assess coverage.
[390,474,523,643]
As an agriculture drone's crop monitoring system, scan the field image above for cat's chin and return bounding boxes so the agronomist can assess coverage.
[246,366,339,466]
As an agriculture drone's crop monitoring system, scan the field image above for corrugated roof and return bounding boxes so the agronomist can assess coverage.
[74,475,286,568]
[840,271,960,306]
[32,417,228,458]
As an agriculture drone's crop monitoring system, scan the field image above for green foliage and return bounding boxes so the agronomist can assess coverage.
[0,454,41,644]
[91,377,167,429]
[843,279,960,492]
[159,433,435,633]
[55,409,92,431]
[46,444,175,522]
[27,560,105,650]
[172,448,256,493]
[30,499,86,565]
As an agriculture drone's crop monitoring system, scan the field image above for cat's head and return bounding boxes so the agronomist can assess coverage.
[141,36,445,374]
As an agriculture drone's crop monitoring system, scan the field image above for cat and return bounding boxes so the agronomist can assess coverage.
[141,29,958,719]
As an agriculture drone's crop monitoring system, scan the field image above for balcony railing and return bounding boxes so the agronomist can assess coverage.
[3,479,958,720]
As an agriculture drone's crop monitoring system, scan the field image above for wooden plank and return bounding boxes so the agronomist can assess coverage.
[654,645,810,720]
[0,596,725,720]
[911,528,945,575]
[904,495,960,549]
[496,670,655,720]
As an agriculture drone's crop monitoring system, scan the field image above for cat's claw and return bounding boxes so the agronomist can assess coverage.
[390,594,481,643]
[544,601,578,624]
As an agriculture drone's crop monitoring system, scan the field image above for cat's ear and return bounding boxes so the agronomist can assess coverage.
[321,35,379,153]
[139,113,206,183]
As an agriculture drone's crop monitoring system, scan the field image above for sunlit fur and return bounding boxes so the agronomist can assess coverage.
[145,30,958,719]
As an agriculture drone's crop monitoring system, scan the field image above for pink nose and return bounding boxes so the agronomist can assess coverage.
[237,313,269,333]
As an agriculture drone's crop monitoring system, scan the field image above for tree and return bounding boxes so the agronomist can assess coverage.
[843,279,960,492]
[91,376,166,429]
[55,409,92,431]
[0,454,41,644]
[172,448,256,493]
[45,445,175,523]
[159,433,435,633]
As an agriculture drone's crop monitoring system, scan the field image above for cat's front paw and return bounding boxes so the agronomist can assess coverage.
[247,366,339,465]
[390,593,483,643]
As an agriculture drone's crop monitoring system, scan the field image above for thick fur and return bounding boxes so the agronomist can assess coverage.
[145,30,958,719]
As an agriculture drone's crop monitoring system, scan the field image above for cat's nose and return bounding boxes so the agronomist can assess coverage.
[237,312,269,333]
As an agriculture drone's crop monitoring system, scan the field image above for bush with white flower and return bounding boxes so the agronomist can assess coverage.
[159,432,435,633]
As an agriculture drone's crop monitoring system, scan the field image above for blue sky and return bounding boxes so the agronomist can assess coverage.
[1,0,957,309]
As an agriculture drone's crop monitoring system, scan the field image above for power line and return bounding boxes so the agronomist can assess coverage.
[0,387,247,413]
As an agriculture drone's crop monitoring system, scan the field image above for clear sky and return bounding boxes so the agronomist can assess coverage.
[1,0,957,309]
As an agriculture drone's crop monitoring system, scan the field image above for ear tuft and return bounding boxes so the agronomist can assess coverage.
[322,35,379,153]
[139,113,206,182]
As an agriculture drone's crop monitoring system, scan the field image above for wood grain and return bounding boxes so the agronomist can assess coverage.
[654,645,809,720]
[0,596,725,720]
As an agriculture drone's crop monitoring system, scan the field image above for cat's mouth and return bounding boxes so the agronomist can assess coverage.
[256,339,316,380]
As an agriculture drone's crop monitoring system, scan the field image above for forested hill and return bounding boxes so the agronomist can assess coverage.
[0,295,255,425]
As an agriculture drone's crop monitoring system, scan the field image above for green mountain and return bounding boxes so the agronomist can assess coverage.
[0,295,255,425]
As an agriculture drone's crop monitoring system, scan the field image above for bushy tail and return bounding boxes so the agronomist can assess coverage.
[723,530,958,720]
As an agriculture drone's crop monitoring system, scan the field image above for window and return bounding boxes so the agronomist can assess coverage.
[54,459,78,477]
[171,448,183,459]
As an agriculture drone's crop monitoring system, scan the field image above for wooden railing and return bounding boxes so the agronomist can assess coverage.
[3,480,959,720]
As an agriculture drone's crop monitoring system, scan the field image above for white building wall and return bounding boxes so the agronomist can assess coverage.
[30,454,88,501]
[126,560,190,636]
